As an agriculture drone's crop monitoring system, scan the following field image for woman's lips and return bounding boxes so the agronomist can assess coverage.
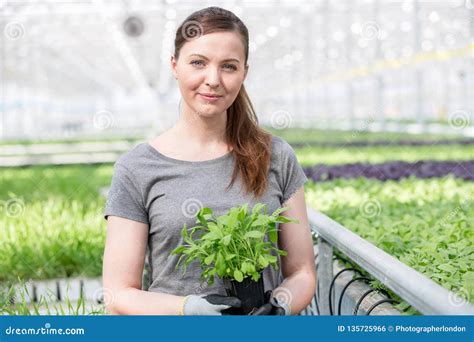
[199,93,222,102]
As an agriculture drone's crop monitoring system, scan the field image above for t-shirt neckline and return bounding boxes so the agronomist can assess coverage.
[144,142,233,165]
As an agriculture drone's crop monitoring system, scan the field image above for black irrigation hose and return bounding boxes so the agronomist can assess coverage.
[32,285,38,303]
[312,258,320,315]
[353,288,392,316]
[337,277,371,315]
[312,275,322,315]
[329,268,361,315]
[56,281,62,302]
[314,287,321,315]
[353,289,376,316]
[366,298,400,315]
[316,250,402,316]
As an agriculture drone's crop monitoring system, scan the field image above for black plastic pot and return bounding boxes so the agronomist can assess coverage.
[223,272,265,315]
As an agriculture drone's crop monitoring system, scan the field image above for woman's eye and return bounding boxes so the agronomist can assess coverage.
[190,60,236,71]
[223,64,237,71]
[190,60,204,66]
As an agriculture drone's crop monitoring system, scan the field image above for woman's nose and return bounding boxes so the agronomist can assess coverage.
[204,67,221,87]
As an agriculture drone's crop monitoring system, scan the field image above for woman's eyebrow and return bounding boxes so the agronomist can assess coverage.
[188,53,240,63]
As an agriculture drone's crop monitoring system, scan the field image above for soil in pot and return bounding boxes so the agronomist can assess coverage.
[223,273,265,315]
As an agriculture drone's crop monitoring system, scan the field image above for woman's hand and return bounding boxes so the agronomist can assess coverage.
[250,290,290,315]
[182,294,242,315]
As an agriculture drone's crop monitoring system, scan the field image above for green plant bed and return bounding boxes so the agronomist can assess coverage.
[294,144,474,166]
[0,198,105,282]
[306,176,473,305]
[0,165,112,282]
[0,164,113,201]
[266,127,463,145]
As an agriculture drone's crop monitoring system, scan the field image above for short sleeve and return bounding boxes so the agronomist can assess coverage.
[278,139,308,204]
[103,162,149,224]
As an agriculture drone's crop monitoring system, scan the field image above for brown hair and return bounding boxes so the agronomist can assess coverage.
[174,6,272,199]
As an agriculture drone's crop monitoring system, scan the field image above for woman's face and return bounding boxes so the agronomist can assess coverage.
[171,30,248,118]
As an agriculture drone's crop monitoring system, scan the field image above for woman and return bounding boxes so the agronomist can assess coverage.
[102,6,316,315]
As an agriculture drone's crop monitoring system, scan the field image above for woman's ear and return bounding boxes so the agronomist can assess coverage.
[171,55,178,79]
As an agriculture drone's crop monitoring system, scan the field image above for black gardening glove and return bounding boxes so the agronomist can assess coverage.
[249,290,290,315]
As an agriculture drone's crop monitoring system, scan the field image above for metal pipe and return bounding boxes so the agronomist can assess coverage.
[307,206,474,315]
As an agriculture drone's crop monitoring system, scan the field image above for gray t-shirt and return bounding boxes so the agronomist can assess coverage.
[104,135,308,297]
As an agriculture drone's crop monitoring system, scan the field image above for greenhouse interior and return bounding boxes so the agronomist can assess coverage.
[0,0,473,317]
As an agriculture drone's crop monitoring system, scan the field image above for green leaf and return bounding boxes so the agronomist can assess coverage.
[251,216,269,227]
[251,272,261,281]
[244,230,265,239]
[204,254,214,265]
[275,216,299,224]
[268,230,278,243]
[252,203,267,216]
[171,245,186,255]
[208,222,222,236]
[438,264,456,274]
[227,209,239,229]
[175,254,186,268]
[272,207,290,217]
[234,269,244,282]
[202,231,220,241]
[222,235,231,246]
[258,254,269,268]
[181,224,188,238]
[216,253,226,277]
[265,255,277,264]
[197,207,213,226]
[238,203,248,221]
[225,254,236,261]
[201,207,213,215]
[256,242,271,250]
